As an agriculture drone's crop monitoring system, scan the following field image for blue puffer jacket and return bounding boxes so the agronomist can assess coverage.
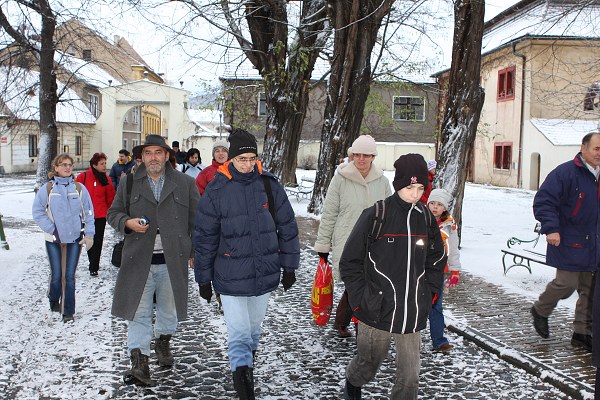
[193,161,300,296]
[533,154,600,272]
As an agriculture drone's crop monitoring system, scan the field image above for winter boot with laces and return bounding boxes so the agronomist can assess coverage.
[232,365,255,399]
[155,334,174,367]
[126,348,151,386]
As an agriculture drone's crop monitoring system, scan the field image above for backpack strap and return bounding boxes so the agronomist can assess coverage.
[125,172,133,214]
[261,175,277,225]
[368,199,386,243]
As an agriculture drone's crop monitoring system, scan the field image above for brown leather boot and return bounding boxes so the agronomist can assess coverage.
[129,348,151,385]
[155,334,174,367]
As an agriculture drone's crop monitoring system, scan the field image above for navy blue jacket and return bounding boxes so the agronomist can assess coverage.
[533,154,600,272]
[193,161,300,296]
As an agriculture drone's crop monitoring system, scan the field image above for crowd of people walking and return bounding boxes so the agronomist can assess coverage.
[30,131,600,399]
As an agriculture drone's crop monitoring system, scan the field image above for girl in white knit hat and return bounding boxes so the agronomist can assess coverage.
[427,188,461,352]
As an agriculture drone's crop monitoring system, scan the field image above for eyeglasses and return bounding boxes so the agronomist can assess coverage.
[58,163,73,168]
[235,156,257,164]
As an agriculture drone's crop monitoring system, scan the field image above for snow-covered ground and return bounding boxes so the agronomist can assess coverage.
[0,170,572,399]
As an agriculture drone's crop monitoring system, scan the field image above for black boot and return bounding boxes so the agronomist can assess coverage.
[343,379,362,400]
[232,366,255,400]
[155,334,174,367]
[128,348,151,386]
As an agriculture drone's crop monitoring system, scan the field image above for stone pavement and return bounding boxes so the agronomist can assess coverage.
[444,272,595,399]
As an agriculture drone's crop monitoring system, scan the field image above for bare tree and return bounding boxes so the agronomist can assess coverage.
[0,0,59,188]
[308,0,400,214]
[435,0,485,235]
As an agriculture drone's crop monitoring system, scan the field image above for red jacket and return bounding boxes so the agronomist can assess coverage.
[195,159,222,196]
[76,168,116,218]
[420,171,435,204]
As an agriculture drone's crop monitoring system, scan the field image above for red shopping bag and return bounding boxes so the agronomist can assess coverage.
[311,257,334,326]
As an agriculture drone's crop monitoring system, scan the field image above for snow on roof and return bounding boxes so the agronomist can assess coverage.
[530,118,600,145]
[187,108,221,125]
[57,52,122,88]
[482,2,600,54]
[0,67,95,124]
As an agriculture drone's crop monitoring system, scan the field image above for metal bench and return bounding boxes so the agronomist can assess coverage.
[500,222,548,275]
[284,176,314,202]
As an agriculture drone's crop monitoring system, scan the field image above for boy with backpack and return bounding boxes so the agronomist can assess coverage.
[339,153,447,400]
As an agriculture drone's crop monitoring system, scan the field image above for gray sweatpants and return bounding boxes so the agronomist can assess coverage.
[346,323,421,400]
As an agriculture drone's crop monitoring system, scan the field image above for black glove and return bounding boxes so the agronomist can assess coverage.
[281,271,296,291]
[199,283,212,303]
[318,252,329,263]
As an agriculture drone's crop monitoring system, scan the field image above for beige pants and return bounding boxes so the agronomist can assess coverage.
[534,269,595,335]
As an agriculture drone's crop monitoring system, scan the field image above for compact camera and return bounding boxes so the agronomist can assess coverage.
[139,215,150,226]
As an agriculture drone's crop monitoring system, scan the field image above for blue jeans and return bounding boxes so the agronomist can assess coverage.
[220,293,270,371]
[428,290,449,349]
[128,264,178,356]
[346,323,421,400]
[45,241,81,316]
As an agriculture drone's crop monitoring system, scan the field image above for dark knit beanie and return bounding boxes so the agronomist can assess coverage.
[392,153,428,192]
[228,128,258,160]
[172,141,180,148]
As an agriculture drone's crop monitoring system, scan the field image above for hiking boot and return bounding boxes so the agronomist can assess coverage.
[62,314,74,323]
[49,300,60,313]
[343,379,362,400]
[531,306,549,338]
[571,333,592,352]
[336,325,352,338]
[435,342,454,352]
[129,348,151,385]
[155,334,174,367]
[232,365,255,399]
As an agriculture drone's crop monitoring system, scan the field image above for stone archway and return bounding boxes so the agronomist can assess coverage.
[95,80,193,160]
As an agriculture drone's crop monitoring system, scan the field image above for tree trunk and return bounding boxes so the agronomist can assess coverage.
[36,1,58,189]
[224,0,327,183]
[435,0,485,237]
[309,0,395,214]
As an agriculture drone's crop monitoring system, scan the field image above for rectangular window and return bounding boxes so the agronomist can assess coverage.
[131,139,139,148]
[82,49,92,61]
[258,92,266,116]
[494,142,512,170]
[123,139,128,150]
[28,134,38,157]
[497,66,516,101]
[88,94,99,117]
[393,96,425,121]
[132,107,140,124]
[75,136,82,156]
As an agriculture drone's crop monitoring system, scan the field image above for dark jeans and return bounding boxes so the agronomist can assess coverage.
[46,241,81,315]
[334,289,353,329]
[86,218,106,273]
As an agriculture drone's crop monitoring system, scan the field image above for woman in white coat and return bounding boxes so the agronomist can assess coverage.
[314,135,392,337]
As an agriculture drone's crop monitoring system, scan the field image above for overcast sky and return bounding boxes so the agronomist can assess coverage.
[114,0,523,94]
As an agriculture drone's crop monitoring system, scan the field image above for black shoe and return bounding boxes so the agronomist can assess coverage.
[531,306,549,338]
[571,333,592,352]
[130,348,151,386]
[90,271,98,276]
[155,334,174,367]
[49,300,60,313]
[232,366,255,399]
[62,314,74,323]
[343,379,362,400]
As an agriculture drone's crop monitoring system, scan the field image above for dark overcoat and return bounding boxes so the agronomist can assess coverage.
[107,163,200,320]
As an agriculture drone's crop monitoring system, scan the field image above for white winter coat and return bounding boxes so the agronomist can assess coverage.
[314,161,392,279]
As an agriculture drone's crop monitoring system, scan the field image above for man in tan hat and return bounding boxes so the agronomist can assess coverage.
[107,134,200,386]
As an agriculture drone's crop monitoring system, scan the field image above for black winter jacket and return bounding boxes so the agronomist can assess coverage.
[340,194,447,334]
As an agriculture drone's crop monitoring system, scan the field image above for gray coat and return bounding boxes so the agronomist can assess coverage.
[107,163,200,321]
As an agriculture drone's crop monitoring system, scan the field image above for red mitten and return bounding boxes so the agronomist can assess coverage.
[445,270,460,289]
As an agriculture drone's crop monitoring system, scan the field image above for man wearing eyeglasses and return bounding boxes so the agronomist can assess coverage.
[194,128,300,399]
[107,134,200,386]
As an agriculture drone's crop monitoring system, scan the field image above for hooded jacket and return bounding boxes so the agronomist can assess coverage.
[314,161,392,279]
[340,194,446,334]
[32,176,96,243]
[533,153,600,272]
[194,160,300,296]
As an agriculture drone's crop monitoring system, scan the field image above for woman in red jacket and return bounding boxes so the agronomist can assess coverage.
[76,152,116,276]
